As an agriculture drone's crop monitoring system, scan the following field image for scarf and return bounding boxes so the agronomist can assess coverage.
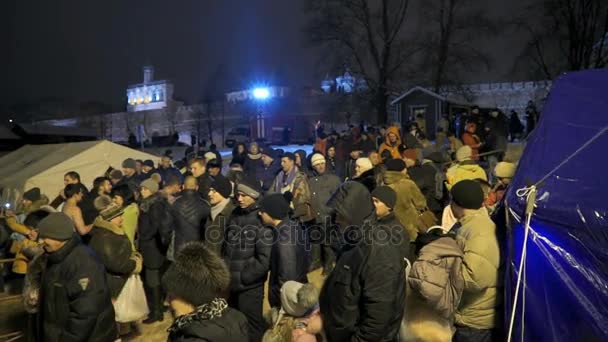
[273,166,299,194]
[210,198,230,221]
[167,298,228,334]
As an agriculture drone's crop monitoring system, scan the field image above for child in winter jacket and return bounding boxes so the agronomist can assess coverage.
[263,281,323,342]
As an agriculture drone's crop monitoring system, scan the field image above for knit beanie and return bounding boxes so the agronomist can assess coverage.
[261,148,276,159]
[37,213,75,241]
[94,195,124,221]
[371,186,397,210]
[259,193,290,220]
[162,242,231,306]
[122,158,136,169]
[210,175,232,199]
[495,162,516,179]
[236,177,262,199]
[450,180,484,210]
[280,281,320,317]
[385,159,406,172]
[356,157,373,173]
[140,179,159,194]
[311,153,326,167]
[109,169,123,181]
[23,187,41,202]
[456,146,473,162]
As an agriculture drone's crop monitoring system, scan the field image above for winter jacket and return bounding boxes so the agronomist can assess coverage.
[326,156,345,180]
[157,166,184,185]
[484,115,509,152]
[320,182,407,342]
[409,233,464,320]
[407,162,443,214]
[138,193,174,269]
[269,218,310,308]
[382,171,428,241]
[259,159,282,193]
[462,132,482,161]
[270,168,313,222]
[344,159,357,181]
[379,126,402,160]
[223,204,274,292]
[39,235,117,342]
[195,174,213,201]
[171,189,210,253]
[445,161,488,190]
[453,210,502,330]
[122,203,139,250]
[354,168,376,193]
[205,200,236,255]
[308,172,341,224]
[88,217,139,298]
[168,307,249,342]
[244,153,264,178]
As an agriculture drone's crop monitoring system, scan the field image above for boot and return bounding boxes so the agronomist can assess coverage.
[142,287,164,324]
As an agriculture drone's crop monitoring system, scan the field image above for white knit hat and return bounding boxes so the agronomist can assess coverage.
[311,153,326,167]
[456,146,473,162]
[495,161,516,178]
[280,281,319,318]
[356,157,373,173]
[204,152,217,162]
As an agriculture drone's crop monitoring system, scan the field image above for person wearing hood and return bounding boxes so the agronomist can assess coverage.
[486,162,516,211]
[36,213,118,341]
[224,178,274,342]
[446,146,488,191]
[382,159,428,243]
[231,142,248,166]
[353,157,376,193]
[309,153,341,274]
[171,176,211,255]
[404,149,443,219]
[509,110,524,142]
[462,123,482,161]
[204,175,235,255]
[244,142,264,178]
[259,194,310,308]
[163,242,249,341]
[379,126,403,160]
[320,182,407,342]
[270,153,314,223]
[89,196,143,299]
[138,179,174,324]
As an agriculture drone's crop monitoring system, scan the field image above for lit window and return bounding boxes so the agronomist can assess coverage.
[155,92,160,101]
[138,97,143,104]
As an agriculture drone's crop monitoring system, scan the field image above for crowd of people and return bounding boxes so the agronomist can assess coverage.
[0,106,522,342]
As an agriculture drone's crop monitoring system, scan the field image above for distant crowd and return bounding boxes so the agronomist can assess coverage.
[0,103,527,342]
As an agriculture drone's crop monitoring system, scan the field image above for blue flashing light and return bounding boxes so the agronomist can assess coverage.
[253,87,270,100]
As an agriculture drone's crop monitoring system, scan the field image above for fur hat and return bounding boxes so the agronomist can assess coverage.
[280,281,319,318]
[122,158,136,169]
[456,146,473,162]
[140,179,159,194]
[495,162,516,179]
[23,187,41,202]
[94,195,124,221]
[162,242,230,306]
[356,157,373,173]
[310,153,326,167]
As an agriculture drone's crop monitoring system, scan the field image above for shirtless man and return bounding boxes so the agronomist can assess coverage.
[62,184,92,235]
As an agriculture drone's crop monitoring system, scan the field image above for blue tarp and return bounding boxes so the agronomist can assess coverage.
[504,69,608,341]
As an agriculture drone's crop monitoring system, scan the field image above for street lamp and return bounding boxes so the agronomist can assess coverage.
[253,87,270,100]
[251,87,271,142]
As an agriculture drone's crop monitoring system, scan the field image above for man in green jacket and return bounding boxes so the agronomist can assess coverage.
[450,180,502,342]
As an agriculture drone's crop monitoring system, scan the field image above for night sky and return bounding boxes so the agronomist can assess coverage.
[1,0,531,110]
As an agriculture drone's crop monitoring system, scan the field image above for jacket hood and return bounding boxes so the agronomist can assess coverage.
[385,126,402,146]
[457,163,484,172]
[383,170,408,185]
[93,216,125,235]
[327,181,372,226]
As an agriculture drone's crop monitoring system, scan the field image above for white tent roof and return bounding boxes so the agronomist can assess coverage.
[0,140,159,205]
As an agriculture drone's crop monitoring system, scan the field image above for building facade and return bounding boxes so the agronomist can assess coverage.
[126,66,174,112]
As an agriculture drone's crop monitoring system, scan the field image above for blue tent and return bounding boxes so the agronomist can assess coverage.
[504,69,608,341]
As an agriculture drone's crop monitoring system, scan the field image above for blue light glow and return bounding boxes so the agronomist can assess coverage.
[253,87,270,100]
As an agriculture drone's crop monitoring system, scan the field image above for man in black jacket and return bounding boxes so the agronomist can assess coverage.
[258,194,309,308]
[259,148,281,193]
[320,182,407,342]
[205,175,235,255]
[171,176,210,254]
[138,178,174,324]
[223,178,273,342]
[189,157,212,200]
[36,213,117,341]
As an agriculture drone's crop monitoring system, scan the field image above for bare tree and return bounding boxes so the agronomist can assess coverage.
[305,0,419,124]
[418,0,496,92]
[515,0,608,79]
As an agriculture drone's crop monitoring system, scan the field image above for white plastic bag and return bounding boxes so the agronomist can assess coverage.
[113,274,149,323]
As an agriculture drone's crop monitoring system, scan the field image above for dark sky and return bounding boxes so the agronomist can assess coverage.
[1,0,531,109]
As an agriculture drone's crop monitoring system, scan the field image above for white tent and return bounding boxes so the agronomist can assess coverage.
[0,140,159,205]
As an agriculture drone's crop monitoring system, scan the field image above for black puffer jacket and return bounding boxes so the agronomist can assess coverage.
[354,169,376,193]
[139,193,173,269]
[204,200,236,255]
[168,307,249,342]
[223,204,273,292]
[195,174,213,201]
[320,182,407,342]
[39,235,117,342]
[172,190,210,254]
[268,218,310,307]
[88,217,137,298]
